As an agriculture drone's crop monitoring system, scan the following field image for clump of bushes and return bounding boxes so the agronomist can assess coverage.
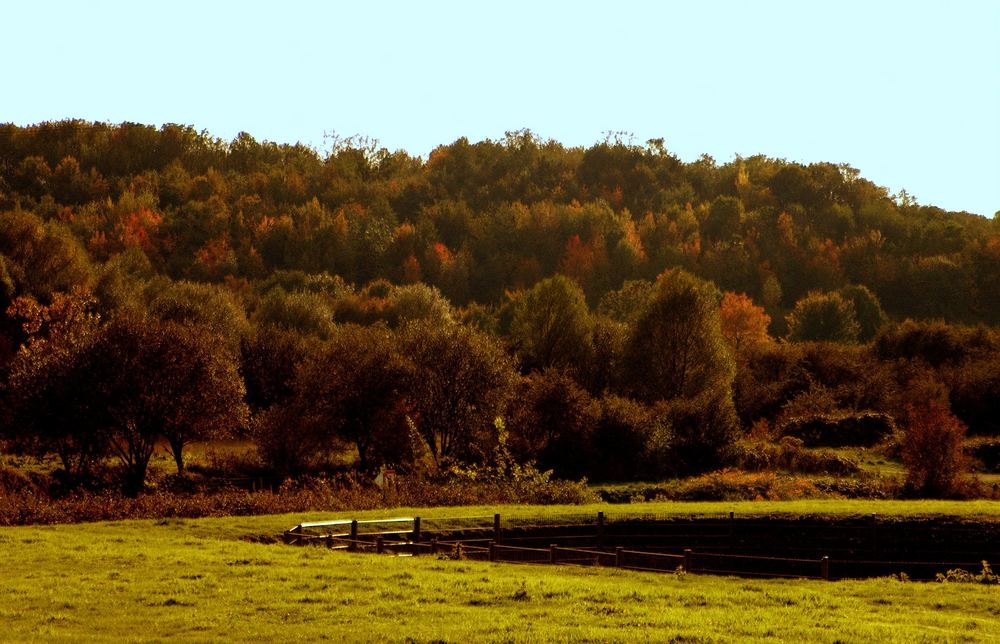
[779,412,895,447]
[733,436,861,476]
[664,470,827,501]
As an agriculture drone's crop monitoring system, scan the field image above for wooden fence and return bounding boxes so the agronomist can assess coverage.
[282,511,997,581]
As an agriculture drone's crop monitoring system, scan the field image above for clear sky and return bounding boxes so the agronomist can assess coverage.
[4,0,998,216]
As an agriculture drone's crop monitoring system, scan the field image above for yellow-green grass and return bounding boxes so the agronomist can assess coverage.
[831,447,1000,486]
[3,501,1000,642]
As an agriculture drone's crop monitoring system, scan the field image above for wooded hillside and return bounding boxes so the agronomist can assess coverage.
[1,120,998,498]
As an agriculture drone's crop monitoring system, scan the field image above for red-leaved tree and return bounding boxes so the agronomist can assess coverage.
[901,398,967,497]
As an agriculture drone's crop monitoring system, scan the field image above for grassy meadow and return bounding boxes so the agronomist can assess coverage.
[3,501,1000,642]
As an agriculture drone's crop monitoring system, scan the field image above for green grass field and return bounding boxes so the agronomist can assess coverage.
[6,437,1000,637]
[3,501,1000,642]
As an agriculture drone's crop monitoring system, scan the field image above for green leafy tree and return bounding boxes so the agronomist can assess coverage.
[621,269,734,402]
[617,270,738,472]
[240,325,317,413]
[383,282,454,328]
[92,248,154,314]
[702,195,743,243]
[509,274,594,373]
[786,291,860,343]
[838,284,888,342]
[145,279,250,350]
[401,320,517,465]
[290,323,412,472]
[585,316,628,394]
[0,210,93,300]
[91,314,246,488]
[7,310,246,490]
[596,279,654,323]
[252,288,335,339]
[152,322,248,474]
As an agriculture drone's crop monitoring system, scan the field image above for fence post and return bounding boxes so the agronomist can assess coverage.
[488,540,496,562]
[494,513,502,543]
[549,544,558,565]
[597,511,605,548]
[683,548,693,573]
[326,534,333,549]
[615,546,624,568]
[431,537,439,555]
[349,520,358,552]
[413,516,421,543]
[376,536,384,554]
[821,556,830,581]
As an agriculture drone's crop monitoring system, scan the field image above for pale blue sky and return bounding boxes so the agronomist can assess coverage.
[4,1,998,216]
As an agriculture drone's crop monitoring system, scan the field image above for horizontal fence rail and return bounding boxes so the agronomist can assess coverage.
[282,511,999,581]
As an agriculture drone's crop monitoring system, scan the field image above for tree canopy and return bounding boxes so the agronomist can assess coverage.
[2,120,998,493]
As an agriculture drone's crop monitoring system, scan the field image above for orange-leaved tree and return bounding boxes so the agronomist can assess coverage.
[719,291,772,354]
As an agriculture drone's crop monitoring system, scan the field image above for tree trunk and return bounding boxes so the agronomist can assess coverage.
[169,437,185,474]
[123,458,150,497]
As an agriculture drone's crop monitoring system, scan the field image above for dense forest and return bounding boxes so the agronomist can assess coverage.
[1,120,999,500]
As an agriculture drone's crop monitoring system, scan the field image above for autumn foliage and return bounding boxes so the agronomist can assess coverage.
[1,121,998,503]
[719,292,772,354]
[901,399,968,497]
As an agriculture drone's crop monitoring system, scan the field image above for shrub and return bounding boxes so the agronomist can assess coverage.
[786,291,859,343]
[776,386,839,427]
[655,387,740,475]
[732,341,807,426]
[733,341,896,430]
[594,471,900,502]
[875,319,997,368]
[901,399,968,497]
[665,470,826,501]
[732,437,861,476]
[0,464,44,495]
[779,412,896,447]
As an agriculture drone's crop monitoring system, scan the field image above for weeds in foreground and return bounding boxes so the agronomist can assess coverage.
[936,561,999,585]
